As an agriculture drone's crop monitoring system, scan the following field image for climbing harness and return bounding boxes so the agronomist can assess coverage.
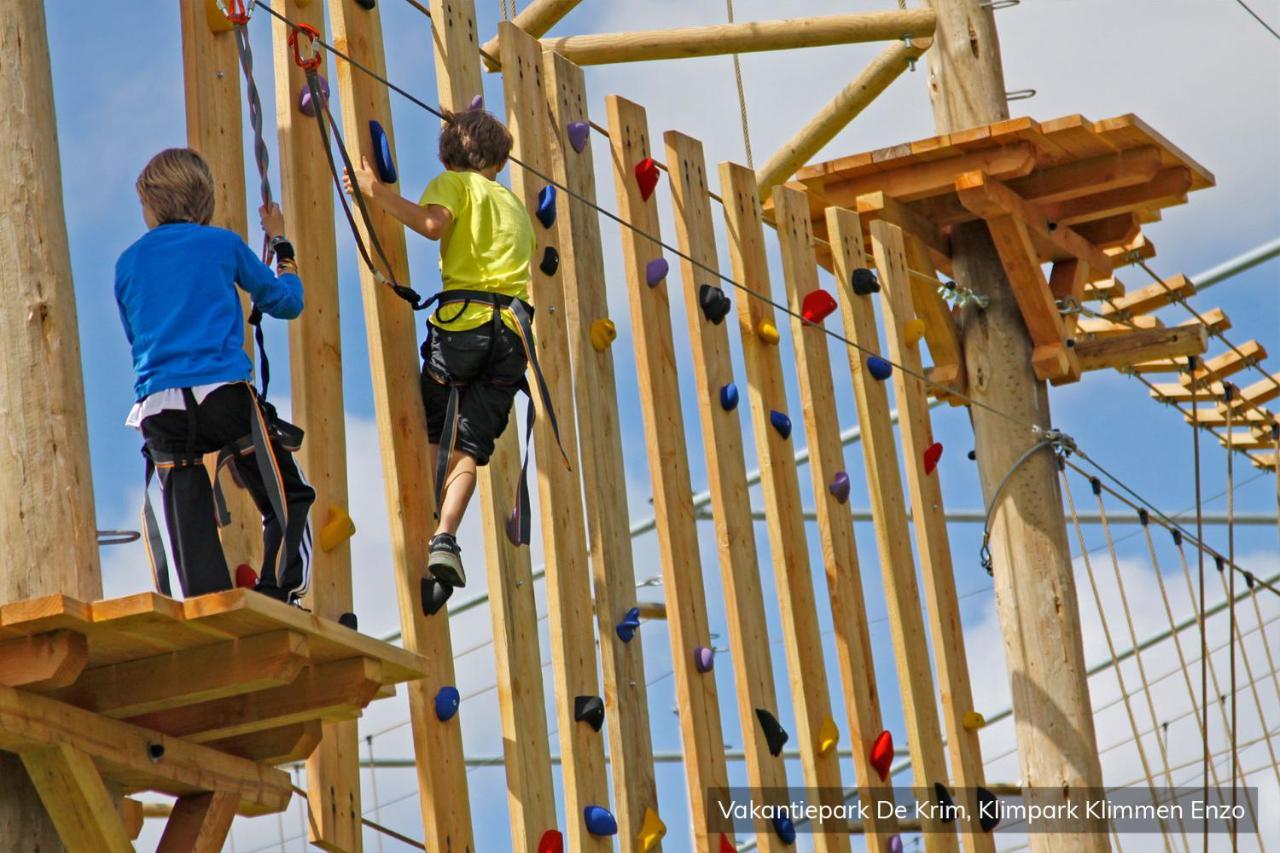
[977,427,1076,574]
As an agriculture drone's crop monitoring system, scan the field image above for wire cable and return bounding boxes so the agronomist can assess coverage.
[1231,0,1280,40]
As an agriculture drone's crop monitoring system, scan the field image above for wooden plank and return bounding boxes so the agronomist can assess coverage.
[90,593,227,652]
[869,218,993,849]
[500,26,616,850]
[817,141,1035,205]
[1228,371,1280,411]
[0,630,88,689]
[1082,277,1125,301]
[535,59,672,850]
[121,797,144,839]
[156,792,238,853]
[1040,167,1192,226]
[772,188,898,847]
[1185,407,1273,427]
[326,0,473,844]
[1179,308,1231,337]
[1149,382,1223,404]
[1049,259,1089,340]
[661,129,786,853]
[1075,315,1162,338]
[19,743,134,853]
[0,684,293,814]
[1075,326,1208,372]
[825,207,958,848]
[854,191,950,263]
[1006,147,1162,205]
[1100,273,1195,319]
[1091,114,1215,191]
[207,721,323,764]
[1073,214,1140,249]
[720,162,851,850]
[1180,341,1267,388]
[1217,431,1275,451]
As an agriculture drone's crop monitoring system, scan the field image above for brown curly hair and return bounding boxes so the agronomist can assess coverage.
[438,109,513,171]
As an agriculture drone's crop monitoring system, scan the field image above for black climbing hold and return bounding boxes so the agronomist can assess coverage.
[754,708,789,757]
[574,695,605,732]
[1089,476,1102,496]
[539,246,560,276]
[421,576,454,616]
[851,267,880,295]
[976,786,1000,832]
[1223,382,1237,403]
[935,782,956,824]
[355,0,376,8]
[1138,508,1150,526]
[1245,571,1256,590]
[338,612,358,631]
[147,742,165,762]
[536,185,557,229]
[699,284,731,324]
[369,120,397,184]
[1171,529,1182,546]
[1215,555,1225,573]
[967,449,977,461]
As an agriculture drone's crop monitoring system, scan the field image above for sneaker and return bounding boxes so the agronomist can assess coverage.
[251,582,292,604]
[428,533,466,588]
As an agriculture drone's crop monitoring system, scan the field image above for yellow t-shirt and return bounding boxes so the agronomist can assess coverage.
[419,170,535,332]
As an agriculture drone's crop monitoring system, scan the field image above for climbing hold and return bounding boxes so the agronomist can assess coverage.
[801,289,837,324]
[699,284,731,324]
[574,695,605,732]
[719,383,739,411]
[616,607,641,643]
[851,267,880,295]
[318,506,356,552]
[719,834,738,853]
[505,506,523,545]
[867,356,893,381]
[583,805,618,836]
[355,0,376,9]
[923,441,944,476]
[536,186,557,229]
[421,576,453,616]
[693,646,715,673]
[772,814,796,844]
[756,320,780,345]
[645,257,669,287]
[769,410,792,441]
[637,807,666,851]
[977,786,1000,832]
[468,94,484,111]
[206,0,242,32]
[962,710,986,731]
[935,782,956,823]
[904,317,927,348]
[869,729,894,782]
[338,612,358,631]
[434,685,460,722]
[369,120,397,184]
[888,835,903,853]
[754,708,789,757]
[967,449,977,461]
[566,121,590,153]
[539,246,560,276]
[589,318,617,352]
[234,563,258,589]
[298,75,329,117]
[815,716,839,756]
[828,472,851,504]
[537,829,563,853]
[635,157,660,201]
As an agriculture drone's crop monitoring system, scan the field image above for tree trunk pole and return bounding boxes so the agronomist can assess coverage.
[923,3,1109,849]
[0,1,101,848]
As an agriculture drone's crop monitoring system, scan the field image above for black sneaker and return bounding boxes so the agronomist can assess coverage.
[428,533,466,588]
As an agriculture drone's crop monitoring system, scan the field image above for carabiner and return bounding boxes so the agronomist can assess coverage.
[289,23,324,71]
[217,0,252,26]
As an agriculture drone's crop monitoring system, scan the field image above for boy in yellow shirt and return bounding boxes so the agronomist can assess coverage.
[347,109,535,588]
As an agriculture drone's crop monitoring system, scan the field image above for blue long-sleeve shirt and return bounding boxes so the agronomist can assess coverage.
[115,222,303,401]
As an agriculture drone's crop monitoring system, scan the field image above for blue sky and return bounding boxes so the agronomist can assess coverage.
[42,1,1280,850]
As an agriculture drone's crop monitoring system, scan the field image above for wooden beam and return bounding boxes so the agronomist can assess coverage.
[480,0,583,67]
[1040,167,1192,226]
[1185,407,1274,428]
[1082,277,1125,301]
[0,630,88,690]
[1100,273,1195,319]
[811,140,1035,206]
[1005,146,1163,205]
[542,9,937,66]
[1075,315,1162,338]
[854,191,949,262]
[1049,259,1089,340]
[207,721,323,764]
[156,792,238,853]
[1179,307,1231,337]
[1073,213,1140,249]
[1106,233,1157,265]
[754,37,932,197]
[1075,326,1208,372]
[1217,431,1275,451]
[20,743,134,853]
[1180,341,1267,388]
[121,797,144,840]
[1228,371,1280,411]
[1149,382,1222,404]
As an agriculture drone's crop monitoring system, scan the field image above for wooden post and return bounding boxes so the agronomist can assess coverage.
[268,3,361,849]
[0,1,100,847]
[326,1,473,846]
[923,2,1107,845]
[481,0,585,67]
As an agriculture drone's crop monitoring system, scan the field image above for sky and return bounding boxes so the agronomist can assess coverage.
[35,0,1280,851]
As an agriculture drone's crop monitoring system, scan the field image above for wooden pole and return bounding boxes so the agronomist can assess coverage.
[923,2,1108,845]
[0,1,100,847]
[542,9,936,67]
[480,0,584,68]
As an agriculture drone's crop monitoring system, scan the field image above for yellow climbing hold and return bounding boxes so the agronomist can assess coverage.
[815,716,839,756]
[318,506,356,553]
[962,711,987,731]
[904,318,927,348]
[205,0,236,32]
[756,320,780,345]
[590,318,617,352]
[637,807,667,851]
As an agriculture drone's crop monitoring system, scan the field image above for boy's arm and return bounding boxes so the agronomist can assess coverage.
[234,236,304,320]
[346,157,452,240]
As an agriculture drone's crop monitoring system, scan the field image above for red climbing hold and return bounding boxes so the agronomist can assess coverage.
[235,564,258,589]
[538,829,563,853]
[720,833,737,853]
[801,289,837,324]
[923,441,943,475]
[870,729,894,782]
[635,157,660,201]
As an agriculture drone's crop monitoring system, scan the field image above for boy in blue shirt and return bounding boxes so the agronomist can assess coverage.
[116,148,313,603]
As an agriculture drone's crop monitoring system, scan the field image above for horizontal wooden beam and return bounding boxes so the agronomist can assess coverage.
[1228,371,1280,411]
[1180,340,1267,388]
[1075,325,1207,372]
[1185,407,1273,427]
[1100,273,1194,319]
[1216,430,1274,451]
[1106,234,1157,266]
[540,9,937,66]
[0,630,88,689]
[1073,213,1140,249]
[855,191,950,263]
[1075,315,1162,338]
[1149,381,1223,404]
[207,721,323,765]
[1041,167,1191,227]
[1005,146,1163,206]
[1082,277,1125,301]
[480,0,584,68]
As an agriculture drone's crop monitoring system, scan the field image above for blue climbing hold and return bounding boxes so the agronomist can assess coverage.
[616,607,641,643]
[536,185,557,228]
[369,120,397,184]
[867,356,893,381]
[770,410,792,440]
[829,472,851,504]
[567,121,590,153]
[719,383,739,412]
[645,258,669,287]
[584,805,618,836]
[772,815,796,844]
[434,685,460,722]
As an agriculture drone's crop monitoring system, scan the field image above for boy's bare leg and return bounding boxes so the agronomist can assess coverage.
[426,443,477,536]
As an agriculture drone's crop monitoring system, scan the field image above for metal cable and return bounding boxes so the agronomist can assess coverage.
[1232,0,1280,40]
[724,0,754,168]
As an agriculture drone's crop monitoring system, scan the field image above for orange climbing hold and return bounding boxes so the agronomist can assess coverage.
[870,729,894,781]
[801,289,837,324]
[635,157,660,201]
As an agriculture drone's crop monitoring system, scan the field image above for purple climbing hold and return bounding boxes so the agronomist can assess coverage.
[867,356,892,381]
[505,506,523,546]
[645,258,669,287]
[468,94,484,111]
[829,472,851,504]
[769,410,792,441]
[298,75,329,117]
[888,836,903,853]
[720,383,739,411]
[567,121,590,153]
[694,646,715,673]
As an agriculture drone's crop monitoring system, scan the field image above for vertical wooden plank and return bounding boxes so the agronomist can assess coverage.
[156,791,239,853]
[268,4,361,849]
[771,186,899,846]
[498,23,613,851]
[825,207,958,850]
[718,163,850,850]
[19,743,134,853]
[544,52,664,849]
[178,0,260,570]
[870,219,994,851]
[325,1,473,846]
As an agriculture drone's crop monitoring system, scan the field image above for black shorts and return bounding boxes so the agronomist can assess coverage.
[421,322,528,466]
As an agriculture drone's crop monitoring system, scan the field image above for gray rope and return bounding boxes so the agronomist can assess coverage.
[978,429,1077,574]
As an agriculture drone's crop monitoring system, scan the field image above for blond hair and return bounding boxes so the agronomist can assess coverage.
[438,109,512,171]
[136,148,215,225]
